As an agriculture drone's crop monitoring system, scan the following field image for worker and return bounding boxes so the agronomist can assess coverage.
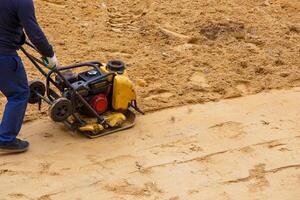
[0,0,58,153]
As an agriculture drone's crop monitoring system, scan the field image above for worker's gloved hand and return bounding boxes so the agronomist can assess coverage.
[43,54,59,69]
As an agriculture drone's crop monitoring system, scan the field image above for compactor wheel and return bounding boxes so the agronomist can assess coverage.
[28,80,46,104]
[49,98,73,122]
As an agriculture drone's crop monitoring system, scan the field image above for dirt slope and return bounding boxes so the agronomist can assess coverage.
[1,89,300,199]
[1,0,299,120]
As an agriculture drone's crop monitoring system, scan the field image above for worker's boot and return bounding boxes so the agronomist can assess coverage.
[0,138,29,153]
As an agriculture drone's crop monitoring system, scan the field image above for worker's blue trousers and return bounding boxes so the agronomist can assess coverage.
[0,55,29,143]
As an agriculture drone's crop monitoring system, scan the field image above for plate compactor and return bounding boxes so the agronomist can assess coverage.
[21,42,143,138]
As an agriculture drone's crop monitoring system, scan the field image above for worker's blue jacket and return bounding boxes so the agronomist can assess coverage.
[0,0,54,57]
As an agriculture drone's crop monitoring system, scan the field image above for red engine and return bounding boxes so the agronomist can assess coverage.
[89,94,108,114]
[56,68,112,116]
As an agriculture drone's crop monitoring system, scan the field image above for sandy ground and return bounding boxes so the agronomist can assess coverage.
[0,1,300,199]
[1,0,299,120]
[1,89,300,200]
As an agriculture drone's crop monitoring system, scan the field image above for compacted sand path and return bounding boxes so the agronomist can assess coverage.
[1,89,300,200]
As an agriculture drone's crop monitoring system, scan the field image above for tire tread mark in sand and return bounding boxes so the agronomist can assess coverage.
[130,135,300,173]
[106,5,143,32]
[209,121,246,139]
[223,164,270,192]
[222,164,300,184]
[144,138,203,155]
[0,163,59,177]
[37,191,65,200]
[130,150,228,173]
[8,193,34,200]
[103,181,163,197]
[35,179,103,199]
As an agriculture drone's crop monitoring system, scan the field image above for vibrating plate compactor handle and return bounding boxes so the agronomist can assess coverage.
[20,41,110,127]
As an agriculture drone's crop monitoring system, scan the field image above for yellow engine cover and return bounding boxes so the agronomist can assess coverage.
[112,74,136,111]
